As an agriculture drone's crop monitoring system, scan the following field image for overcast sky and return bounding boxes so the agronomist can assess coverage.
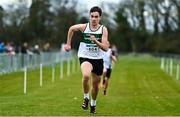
[0,0,32,8]
[78,0,119,10]
[0,0,120,10]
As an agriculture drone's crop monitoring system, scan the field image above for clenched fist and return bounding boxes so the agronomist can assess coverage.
[64,44,71,52]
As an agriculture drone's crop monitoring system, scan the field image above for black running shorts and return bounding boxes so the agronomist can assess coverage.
[105,68,112,78]
[79,57,103,76]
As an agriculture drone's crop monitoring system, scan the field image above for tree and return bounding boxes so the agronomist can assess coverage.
[115,0,148,52]
[113,8,132,51]
[171,0,180,32]
[51,0,79,47]
[28,0,53,43]
[0,6,4,40]
[0,6,3,28]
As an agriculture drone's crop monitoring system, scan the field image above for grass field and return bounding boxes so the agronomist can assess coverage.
[0,54,180,116]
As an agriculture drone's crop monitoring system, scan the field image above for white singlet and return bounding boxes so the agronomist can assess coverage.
[78,22,104,59]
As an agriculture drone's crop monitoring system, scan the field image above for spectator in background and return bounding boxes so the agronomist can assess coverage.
[21,42,30,67]
[14,44,21,54]
[32,44,40,55]
[43,42,51,52]
[5,42,15,71]
[20,42,32,55]
[60,43,65,52]
[0,42,5,53]
[6,42,15,55]
[21,42,28,54]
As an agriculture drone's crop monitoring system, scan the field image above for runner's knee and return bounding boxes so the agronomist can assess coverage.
[83,75,89,82]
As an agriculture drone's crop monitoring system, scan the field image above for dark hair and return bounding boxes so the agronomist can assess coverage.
[90,6,102,16]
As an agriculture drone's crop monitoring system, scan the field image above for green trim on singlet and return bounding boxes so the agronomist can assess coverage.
[81,33,102,44]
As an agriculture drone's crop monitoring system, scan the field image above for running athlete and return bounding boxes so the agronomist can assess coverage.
[64,6,109,113]
[102,47,117,95]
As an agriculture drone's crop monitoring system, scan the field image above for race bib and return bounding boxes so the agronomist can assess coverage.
[86,45,99,53]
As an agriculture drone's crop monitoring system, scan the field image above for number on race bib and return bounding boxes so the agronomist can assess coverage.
[87,47,99,52]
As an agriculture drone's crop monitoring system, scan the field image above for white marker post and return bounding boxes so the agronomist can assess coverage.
[40,63,43,87]
[24,67,27,94]
[72,58,75,73]
[160,58,165,70]
[176,64,179,80]
[67,59,70,76]
[170,59,173,76]
[60,60,63,79]
[52,64,55,83]
[165,59,169,73]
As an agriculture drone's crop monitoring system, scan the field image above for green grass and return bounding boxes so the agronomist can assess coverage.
[0,54,180,116]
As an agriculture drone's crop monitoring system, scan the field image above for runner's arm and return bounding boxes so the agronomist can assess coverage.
[90,26,109,51]
[64,24,85,51]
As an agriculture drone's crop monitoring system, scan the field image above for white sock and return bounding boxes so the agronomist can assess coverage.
[84,93,89,99]
[91,99,96,106]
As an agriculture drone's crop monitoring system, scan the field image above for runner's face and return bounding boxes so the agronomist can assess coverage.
[90,12,101,26]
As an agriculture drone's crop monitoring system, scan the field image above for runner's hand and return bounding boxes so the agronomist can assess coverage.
[64,44,71,52]
[90,35,96,43]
